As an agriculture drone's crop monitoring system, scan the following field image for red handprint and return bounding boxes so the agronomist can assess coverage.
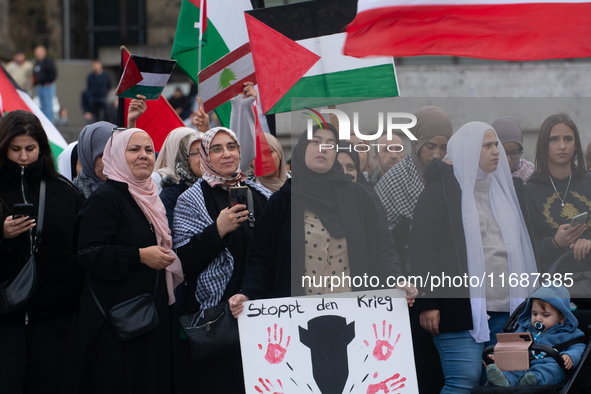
[255,378,284,394]
[364,320,400,361]
[258,324,290,364]
[367,372,406,394]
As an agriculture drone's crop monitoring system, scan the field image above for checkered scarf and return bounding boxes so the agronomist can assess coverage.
[374,155,424,230]
[172,178,271,318]
[200,127,246,189]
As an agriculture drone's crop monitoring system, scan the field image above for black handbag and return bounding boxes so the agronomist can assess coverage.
[179,302,239,362]
[89,271,160,341]
[0,180,45,316]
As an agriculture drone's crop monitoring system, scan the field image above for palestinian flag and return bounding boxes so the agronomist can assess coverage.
[0,64,67,160]
[116,55,176,100]
[171,0,254,126]
[198,42,257,113]
[245,0,400,115]
[344,0,591,61]
[117,47,185,152]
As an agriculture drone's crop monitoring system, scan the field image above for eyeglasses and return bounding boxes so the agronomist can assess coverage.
[189,149,200,157]
[506,149,523,159]
[209,143,239,155]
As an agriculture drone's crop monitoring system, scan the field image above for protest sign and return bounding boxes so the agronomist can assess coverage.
[238,289,418,394]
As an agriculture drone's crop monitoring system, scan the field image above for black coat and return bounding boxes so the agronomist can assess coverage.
[0,159,85,323]
[410,160,538,333]
[241,178,403,300]
[62,179,171,394]
[174,180,268,394]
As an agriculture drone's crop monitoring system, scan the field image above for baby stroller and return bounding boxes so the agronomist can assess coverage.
[471,251,591,394]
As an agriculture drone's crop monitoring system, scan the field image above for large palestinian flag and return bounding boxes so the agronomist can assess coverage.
[245,0,400,115]
[344,0,591,60]
[0,64,68,160]
[171,0,254,126]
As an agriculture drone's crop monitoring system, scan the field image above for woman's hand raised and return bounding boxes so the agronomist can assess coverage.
[139,246,175,270]
[3,216,35,239]
[216,204,249,239]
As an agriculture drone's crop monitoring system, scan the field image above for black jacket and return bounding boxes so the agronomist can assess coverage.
[0,159,85,323]
[410,160,538,333]
[524,171,591,272]
[241,178,403,300]
[33,57,57,85]
[63,179,172,394]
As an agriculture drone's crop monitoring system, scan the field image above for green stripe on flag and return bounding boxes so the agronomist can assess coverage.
[49,140,64,167]
[122,85,166,101]
[171,0,231,126]
[267,64,399,115]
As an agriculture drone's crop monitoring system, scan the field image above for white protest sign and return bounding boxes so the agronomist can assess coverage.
[238,289,418,394]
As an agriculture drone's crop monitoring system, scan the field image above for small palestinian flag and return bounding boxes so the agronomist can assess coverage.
[198,42,257,113]
[116,55,177,100]
[245,0,400,115]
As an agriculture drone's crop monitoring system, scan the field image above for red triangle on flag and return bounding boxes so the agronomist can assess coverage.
[0,65,32,114]
[245,13,320,114]
[116,56,144,96]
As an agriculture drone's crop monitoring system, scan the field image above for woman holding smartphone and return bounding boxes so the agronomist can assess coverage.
[525,114,591,271]
[0,110,85,393]
[172,127,270,394]
[410,122,538,393]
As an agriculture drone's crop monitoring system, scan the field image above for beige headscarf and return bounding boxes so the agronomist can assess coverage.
[410,106,454,184]
[258,133,288,193]
[154,127,194,182]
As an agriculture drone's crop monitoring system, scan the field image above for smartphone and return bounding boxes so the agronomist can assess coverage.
[228,186,248,208]
[12,203,36,221]
[570,212,588,227]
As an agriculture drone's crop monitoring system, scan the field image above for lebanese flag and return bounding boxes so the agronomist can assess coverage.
[344,0,591,61]
[0,64,68,160]
[198,42,257,113]
[117,47,185,152]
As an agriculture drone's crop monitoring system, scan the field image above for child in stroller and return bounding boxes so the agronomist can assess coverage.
[486,283,585,387]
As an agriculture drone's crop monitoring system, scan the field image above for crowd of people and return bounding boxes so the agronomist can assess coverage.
[1,84,590,394]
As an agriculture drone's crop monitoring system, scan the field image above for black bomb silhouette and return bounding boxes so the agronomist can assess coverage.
[299,315,355,394]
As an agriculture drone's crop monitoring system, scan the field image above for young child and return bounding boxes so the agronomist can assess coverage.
[486,283,585,386]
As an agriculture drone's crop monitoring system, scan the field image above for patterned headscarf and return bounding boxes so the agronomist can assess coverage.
[199,127,246,189]
[174,131,204,187]
[154,127,194,183]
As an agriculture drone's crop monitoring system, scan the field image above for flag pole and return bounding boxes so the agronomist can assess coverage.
[197,0,205,77]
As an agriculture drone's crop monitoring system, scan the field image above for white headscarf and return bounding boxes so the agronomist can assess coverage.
[57,141,78,181]
[447,122,537,343]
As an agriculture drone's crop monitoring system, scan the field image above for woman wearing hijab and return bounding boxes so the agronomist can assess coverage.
[0,110,85,394]
[229,124,416,315]
[62,128,184,394]
[410,122,538,394]
[172,127,271,394]
[524,114,591,272]
[160,131,204,229]
[375,106,453,236]
[492,116,534,183]
[151,127,194,194]
[56,141,80,181]
[246,133,290,193]
[72,121,114,197]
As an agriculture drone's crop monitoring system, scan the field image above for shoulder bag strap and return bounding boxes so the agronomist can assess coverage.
[247,187,255,228]
[33,179,46,252]
[89,270,160,320]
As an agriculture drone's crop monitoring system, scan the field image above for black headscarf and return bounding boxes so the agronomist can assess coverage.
[291,124,350,238]
[337,141,371,186]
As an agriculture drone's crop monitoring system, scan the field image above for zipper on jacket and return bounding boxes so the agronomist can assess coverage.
[20,166,29,204]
